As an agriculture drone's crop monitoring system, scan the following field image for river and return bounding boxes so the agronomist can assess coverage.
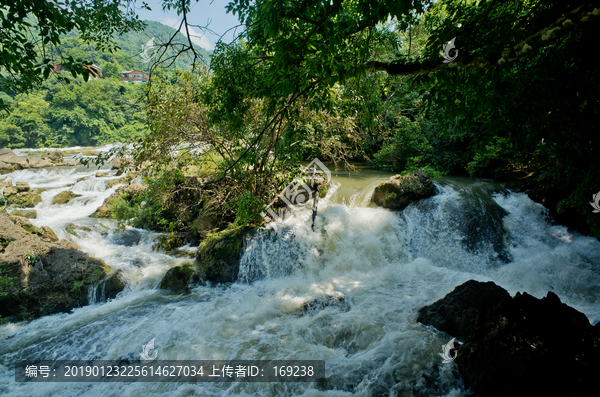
[1,155,599,396]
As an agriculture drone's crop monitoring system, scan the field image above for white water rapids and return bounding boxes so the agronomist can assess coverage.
[1,161,599,397]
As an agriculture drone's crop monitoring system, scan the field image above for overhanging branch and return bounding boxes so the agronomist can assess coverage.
[366,3,600,76]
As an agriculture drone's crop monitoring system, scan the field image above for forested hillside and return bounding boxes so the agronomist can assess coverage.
[0,20,210,148]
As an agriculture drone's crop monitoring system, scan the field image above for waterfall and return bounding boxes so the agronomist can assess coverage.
[1,164,599,397]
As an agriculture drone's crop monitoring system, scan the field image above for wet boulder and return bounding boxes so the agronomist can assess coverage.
[197,225,248,283]
[95,271,127,301]
[417,280,511,340]
[0,212,109,320]
[299,292,350,315]
[418,280,600,397]
[159,263,203,294]
[65,223,92,238]
[109,229,141,246]
[51,190,82,205]
[2,182,44,208]
[370,171,436,210]
[11,209,37,219]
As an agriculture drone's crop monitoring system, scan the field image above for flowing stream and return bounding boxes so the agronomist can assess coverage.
[1,160,599,397]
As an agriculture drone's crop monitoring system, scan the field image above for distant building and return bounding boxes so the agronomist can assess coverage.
[52,63,102,79]
[120,70,149,83]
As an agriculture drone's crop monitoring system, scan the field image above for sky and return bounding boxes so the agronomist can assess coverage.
[133,0,242,51]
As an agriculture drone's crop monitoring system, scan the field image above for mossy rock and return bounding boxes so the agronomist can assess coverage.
[156,233,186,252]
[12,209,37,219]
[99,272,126,300]
[65,223,92,238]
[5,191,43,208]
[370,171,436,210]
[197,225,249,283]
[52,191,82,205]
[159,263,203,293]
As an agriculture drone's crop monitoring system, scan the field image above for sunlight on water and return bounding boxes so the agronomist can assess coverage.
[1,164,599,396]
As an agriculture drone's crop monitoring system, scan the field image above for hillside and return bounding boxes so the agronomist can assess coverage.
[60,20,211,76]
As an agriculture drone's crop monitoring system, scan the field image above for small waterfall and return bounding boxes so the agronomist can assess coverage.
[1,161,599,397]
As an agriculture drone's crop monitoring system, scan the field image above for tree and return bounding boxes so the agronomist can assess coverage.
[0,0,146,111]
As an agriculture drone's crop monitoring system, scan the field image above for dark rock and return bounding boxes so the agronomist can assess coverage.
[417,280,511,340]
[370,171,436,210]
[197,225,247,283]
[155,233,186,252]
[109,229,141,246]
[0,212,110,320]
[159,263,203,294]
[417,280,600,397]
[51,190,82,205]
[97,272,126,300]
[194,213,217,238]
[299,292,349,315]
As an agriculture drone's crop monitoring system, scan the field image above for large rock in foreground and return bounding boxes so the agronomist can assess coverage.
[0,148,29,170]
[370,171,436,210]
[417,280,511,340]
[0,213,116,320]
[418,280,600,397]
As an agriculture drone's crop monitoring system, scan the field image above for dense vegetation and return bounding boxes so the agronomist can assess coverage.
[1,0,598,240]
[0,20,211,148]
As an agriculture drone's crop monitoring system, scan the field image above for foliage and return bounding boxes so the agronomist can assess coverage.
[0,78,146,147]
[0,0,146,111]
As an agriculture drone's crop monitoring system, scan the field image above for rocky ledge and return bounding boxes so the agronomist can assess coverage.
[370,171,436,210]
[418,280,600,397]
[0,212,123,320]
[0,149,78,174]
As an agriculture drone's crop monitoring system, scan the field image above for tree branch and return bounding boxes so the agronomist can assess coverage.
[366,2,600,76]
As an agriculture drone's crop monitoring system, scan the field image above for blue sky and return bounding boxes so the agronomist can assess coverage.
[133,0,241,51]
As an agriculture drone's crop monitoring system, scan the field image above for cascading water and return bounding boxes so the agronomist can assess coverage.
[1,162,599,397]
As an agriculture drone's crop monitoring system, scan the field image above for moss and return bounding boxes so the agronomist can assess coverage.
[5,191,42,208]
[51,191,82,205]
[159,262,202,293]
[156,233,186,252]
[197,225,248,283]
